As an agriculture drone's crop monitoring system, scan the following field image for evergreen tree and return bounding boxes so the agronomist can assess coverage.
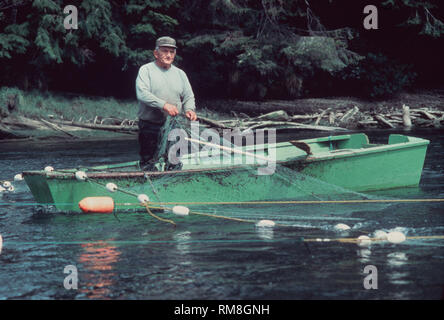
[0,0,442,99]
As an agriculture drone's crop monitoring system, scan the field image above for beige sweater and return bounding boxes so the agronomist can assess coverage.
[135,62,195,123]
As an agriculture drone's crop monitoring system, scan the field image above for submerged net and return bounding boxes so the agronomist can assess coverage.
[146,117,391,226]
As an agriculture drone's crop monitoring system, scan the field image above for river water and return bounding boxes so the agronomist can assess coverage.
[0,129,443,300]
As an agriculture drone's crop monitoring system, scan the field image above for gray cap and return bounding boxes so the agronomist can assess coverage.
[156,36,177,48]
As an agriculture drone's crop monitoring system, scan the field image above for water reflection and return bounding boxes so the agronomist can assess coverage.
[174,231,192,255]
[78,240,121,299]
[356,248,371,263]
[387,252,408,267]
[256,226,274,240]
[387,252,410,287]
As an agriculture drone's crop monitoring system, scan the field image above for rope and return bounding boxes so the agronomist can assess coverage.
[118,198,444,206]
[87,178,140,197]
[19,171,444,243]
[147,204,260,225]
[142,203,176,227]
[404,235,444,240]
[303,235,444,244]
[75,173,177,225]
[39,133,444,233]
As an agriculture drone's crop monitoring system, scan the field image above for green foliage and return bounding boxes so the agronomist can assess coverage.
[121,0,179,67]
[0,87,138,120]
[382,0,444,37]
[180,0,362,99]
[0,22,30,58]
[0,0,181,91]
[0,0,442,100]
[0,87,25,117]
[340,53,417,98]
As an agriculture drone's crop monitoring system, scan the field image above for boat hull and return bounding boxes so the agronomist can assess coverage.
[23,133,430,213]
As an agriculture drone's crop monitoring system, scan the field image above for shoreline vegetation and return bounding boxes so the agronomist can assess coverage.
[1,87,444,143]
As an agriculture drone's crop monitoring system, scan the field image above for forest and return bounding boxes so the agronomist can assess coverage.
[0,0,443,102]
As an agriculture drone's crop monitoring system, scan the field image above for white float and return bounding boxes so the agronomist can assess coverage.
[44,166,54,172]
[137,194,150,204]
[75,171,87,181]
[172,206,190,216]
[387,231,406,244]
[357,235,372,247]
[106,183,118,192]
[334,223,351,231]
[256,220,276,227]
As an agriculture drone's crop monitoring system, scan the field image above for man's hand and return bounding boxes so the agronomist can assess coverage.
[163,103,179,116]
[185,110,197,121]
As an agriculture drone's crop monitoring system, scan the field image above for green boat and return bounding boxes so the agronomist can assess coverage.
[22,133,429,213]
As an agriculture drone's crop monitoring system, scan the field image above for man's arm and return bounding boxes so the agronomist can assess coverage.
[180,70,196,113]
[180,70,197,121]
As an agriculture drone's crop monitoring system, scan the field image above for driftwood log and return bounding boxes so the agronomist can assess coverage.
[39,118,80,138]
[199,105,444,132]
[1,102,444,141]
[50,119,138,134]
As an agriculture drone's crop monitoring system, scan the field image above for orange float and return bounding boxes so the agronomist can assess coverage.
[79,197,115,213]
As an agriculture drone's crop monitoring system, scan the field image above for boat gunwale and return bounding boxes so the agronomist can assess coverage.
[21,135,430,179]
[22,159,298,179]
[305,138,429,161]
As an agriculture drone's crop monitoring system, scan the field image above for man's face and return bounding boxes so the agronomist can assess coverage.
[154,46,176,68]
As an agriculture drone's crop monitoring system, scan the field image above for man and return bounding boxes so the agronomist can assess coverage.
[135,36,197,170]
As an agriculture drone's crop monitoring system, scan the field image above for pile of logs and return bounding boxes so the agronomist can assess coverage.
[353,105,444,129]
[198,104,444,132]
[2,103,443,141]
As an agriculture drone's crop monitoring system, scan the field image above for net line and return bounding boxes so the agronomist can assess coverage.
[143,114,390,222]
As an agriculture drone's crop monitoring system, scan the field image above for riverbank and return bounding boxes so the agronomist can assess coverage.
[1,87,443,141]
[0,87,138,141]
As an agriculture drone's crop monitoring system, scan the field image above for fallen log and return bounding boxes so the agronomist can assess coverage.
[412,109,437,120]
[39,118,80,139]
[375,115,396,128]
[291,114,319,120]
[427,110,444,116]
[2,115,47,130]
[197,115,230,129]
[252,110,290,121]
[414,118,436,127]
[241,120,348,132]
[100,117,124,125]
[358,120,378,125]
[340,106,359,124]
[314,108,331,126]
[49,119,138,133]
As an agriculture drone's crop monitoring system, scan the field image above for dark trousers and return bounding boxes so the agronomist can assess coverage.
[138,119,163,166]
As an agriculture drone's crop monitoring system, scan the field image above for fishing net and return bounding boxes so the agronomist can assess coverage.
[146,117,391,227]
[149,116,190,171]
